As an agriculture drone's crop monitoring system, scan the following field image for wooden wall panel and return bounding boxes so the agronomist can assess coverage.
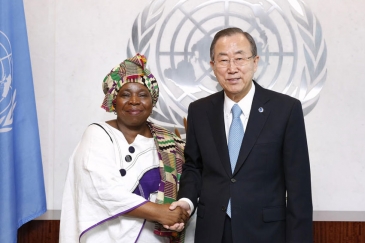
[17,220,365,243]
[314,222,365,243]
[17,220,59,243]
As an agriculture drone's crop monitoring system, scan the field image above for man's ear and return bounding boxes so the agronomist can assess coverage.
[253,55,260,72]
[210,60,215,70]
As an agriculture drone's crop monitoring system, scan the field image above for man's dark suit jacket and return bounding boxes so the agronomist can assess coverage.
[178,81,313,243]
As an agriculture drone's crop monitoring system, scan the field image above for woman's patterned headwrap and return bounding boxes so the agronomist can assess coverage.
[101,53,159,112]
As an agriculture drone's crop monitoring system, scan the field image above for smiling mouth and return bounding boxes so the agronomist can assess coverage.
[227,78,240,82]
[127,110,142,115]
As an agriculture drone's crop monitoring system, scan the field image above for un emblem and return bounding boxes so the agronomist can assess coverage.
[127,0,327,137]
[0,31,16,133]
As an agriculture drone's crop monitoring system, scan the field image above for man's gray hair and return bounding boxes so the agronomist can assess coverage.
[210,27,257,61]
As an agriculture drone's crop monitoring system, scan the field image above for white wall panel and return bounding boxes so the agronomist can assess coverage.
[24,0,365,212]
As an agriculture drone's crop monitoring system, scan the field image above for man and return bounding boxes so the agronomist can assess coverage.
[169,27,313,242]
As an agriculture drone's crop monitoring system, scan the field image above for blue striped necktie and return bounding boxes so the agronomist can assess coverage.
[226,104,244,217]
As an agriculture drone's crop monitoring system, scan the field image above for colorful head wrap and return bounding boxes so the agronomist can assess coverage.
[101,53,159,112]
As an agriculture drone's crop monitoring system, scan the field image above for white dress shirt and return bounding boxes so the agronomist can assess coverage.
[223,82,255,141]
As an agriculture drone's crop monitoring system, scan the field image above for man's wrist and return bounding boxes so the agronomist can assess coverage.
[179,198,194,214]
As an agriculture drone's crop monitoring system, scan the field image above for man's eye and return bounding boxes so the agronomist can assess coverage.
[219,60,228,63]
[236,58,243,61]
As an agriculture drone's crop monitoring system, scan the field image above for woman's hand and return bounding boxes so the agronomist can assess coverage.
[124,202,189,230]
[155,204,189,226]
[163,200,191,232]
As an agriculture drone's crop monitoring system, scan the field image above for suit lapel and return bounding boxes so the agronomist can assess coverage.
[233,82,271,175]
[207,91,232,177]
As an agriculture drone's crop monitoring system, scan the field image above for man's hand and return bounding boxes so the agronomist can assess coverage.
[154,204,189,227]
[125,202,189,229]
[163,201,191,232]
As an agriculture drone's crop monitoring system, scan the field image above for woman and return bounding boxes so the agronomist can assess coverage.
[60,54,192,242]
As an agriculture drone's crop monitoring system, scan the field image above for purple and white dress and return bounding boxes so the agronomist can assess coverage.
[60,122,191,243]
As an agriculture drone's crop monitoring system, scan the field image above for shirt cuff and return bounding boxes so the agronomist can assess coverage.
[179,198,194,215]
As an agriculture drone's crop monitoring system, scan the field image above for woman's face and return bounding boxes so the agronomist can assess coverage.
[114,82,153,128]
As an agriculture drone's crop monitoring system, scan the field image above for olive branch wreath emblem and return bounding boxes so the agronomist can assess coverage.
[127,0,327,128]
[127,0,166,59]
[290,2,327,115]
[0,31,16,133]
[0,88,16,133]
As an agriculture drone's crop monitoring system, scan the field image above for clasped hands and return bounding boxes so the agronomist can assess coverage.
[161,201,191,232]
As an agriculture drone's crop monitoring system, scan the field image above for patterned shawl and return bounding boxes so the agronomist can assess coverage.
[147,122,186,243]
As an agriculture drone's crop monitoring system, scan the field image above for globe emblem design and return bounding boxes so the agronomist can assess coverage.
[0,31,15,133]
[128,0,327,135]
[154,1,297,125]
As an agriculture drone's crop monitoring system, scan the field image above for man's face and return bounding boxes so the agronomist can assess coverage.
[210,33,259,102]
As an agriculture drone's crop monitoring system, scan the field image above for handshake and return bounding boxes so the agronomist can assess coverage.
[159,200,191,232]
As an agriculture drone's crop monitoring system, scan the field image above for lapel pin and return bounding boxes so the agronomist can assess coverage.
[258,107,264,113]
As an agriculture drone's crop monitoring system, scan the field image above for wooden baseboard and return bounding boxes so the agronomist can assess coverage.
[313,221,365,243]
[17,220,365,243]
[17,220,60,243]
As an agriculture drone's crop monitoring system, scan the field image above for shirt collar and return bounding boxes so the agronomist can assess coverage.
[224,81,255,117]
